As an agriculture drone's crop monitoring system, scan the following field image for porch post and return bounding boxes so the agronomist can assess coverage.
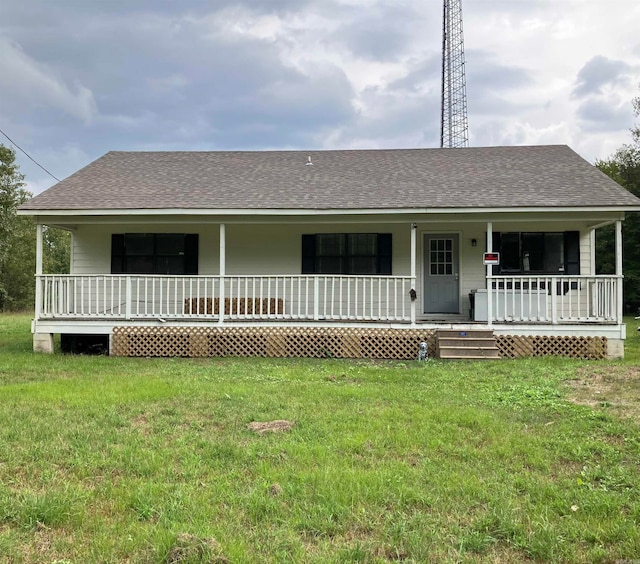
[486,222,493,327]
[219,223,226,325]
[410,223,417,325]
[615,220,623,321]
[35,223,43,320]
[589,229,596,275]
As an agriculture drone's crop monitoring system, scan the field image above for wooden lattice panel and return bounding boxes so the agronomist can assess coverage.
[285,332,345,358]
[112,327,607,360]
[497,335,607,360]
[111,326,437,360]
[112,327,192,357]
[359,329,437,360]
[209,328,269,357]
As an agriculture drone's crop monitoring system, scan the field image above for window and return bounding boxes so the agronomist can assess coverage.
[302,233,392,275]
[111,233,199,275]
[429,238,454,276]
[491,231,579,275]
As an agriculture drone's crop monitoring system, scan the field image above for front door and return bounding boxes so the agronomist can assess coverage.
[423,233,459,314]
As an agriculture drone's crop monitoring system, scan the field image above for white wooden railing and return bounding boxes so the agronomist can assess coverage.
[489,275,622,323]
[36,275,414,323]
[35,274,623,325]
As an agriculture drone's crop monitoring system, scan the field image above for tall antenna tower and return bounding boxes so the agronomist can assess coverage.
[440,0,469,148]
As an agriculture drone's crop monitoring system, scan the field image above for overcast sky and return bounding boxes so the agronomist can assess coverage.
[2,0,639,195]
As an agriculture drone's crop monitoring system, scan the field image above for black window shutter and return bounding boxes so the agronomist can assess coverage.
[184,234,199,275]
[111,234,125,274]
[564,231,580,275]
[378,233,392,274]
[301,235,316,274]
[491,231,501,275]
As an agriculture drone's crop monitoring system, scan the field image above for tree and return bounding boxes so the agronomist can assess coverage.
[0,145,70,312]
[596,89,640,313]
[43,226,71,275]
[0,145,33,311]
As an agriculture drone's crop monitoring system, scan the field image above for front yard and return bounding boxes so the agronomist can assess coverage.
[0,314,639,562]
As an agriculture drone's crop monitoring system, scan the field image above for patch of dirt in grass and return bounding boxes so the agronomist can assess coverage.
[565,365,640,420]
[131,414,151,435]
[325,373,359,384]
[268,483,283,496]
[18,528,77,563]
[247,420,295,434]
[166,532,228,563]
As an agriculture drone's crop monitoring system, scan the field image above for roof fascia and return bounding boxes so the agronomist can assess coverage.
[16,206,640,217]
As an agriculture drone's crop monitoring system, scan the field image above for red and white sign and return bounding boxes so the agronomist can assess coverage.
[483,252,500,265]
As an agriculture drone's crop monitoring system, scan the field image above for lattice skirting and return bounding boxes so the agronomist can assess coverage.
[496,335,607,360]
[110,327,608,360]
[111,326,438,360]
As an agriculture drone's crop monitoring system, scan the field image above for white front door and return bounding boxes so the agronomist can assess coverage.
[423,234,460,314]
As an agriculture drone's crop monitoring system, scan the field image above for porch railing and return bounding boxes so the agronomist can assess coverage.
[36,274,414,323]
[489,275,622,323]
[35,274,622,325]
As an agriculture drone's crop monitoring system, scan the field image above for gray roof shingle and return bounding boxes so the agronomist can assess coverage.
[19,145,640,211]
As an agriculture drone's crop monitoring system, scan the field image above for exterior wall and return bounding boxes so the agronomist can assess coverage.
[71,222,412,276]
[70,219,595,320]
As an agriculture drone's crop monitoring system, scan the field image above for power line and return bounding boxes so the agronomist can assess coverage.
[0,127,61,182]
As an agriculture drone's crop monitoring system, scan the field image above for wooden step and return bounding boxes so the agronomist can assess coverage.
[436,329,500,361]
[437,329,495,339]
[437,337,496,348]
[437,346,501,360]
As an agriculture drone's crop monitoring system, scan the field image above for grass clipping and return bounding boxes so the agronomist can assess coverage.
[247,420,295,434]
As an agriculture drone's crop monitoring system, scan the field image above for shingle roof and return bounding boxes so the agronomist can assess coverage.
[19,145,640,212]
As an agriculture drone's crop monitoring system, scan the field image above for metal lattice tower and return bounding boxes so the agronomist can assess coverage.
[440,0,469,148]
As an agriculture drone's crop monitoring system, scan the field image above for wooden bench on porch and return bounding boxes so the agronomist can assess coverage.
[184,297,284,315]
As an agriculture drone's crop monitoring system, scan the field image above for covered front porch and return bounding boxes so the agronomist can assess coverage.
[30,217,626,358]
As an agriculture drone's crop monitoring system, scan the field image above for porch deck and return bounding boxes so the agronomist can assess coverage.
[32,273,623,359]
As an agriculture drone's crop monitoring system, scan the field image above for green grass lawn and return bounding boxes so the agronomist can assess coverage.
[0,314,639,563]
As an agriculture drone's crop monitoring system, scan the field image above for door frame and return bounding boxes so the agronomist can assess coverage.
[421,231,462,315]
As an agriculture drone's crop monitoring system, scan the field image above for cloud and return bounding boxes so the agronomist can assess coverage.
[333,3,421,62]
[466,50,534,116]
[573,56,634,98]
[0,36,97,123]
[576,98,635,133]
[2,0,639,194]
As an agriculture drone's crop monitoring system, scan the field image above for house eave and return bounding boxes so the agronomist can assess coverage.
[17,205,640,218]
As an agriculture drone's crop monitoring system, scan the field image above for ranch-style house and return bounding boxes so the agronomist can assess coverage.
[18,145,640,360]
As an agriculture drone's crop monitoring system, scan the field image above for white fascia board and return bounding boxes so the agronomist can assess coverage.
[16,206,640,217]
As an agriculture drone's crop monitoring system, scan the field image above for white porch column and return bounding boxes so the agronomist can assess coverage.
[589,229,596,275]
[486,222,493,327]
[33,223,53,353]
[35,223,43,319]
[410,223,417,325]
[616,220,623,321]
[219,223,226,325]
